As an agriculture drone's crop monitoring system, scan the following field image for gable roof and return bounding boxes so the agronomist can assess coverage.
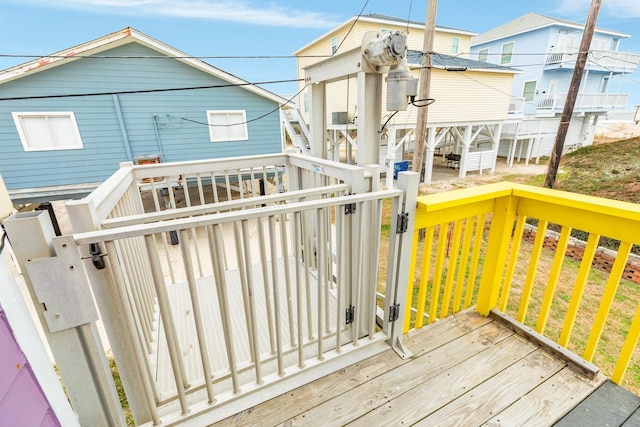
[0,27,289,105]
[293,13,476,56]
[472,12,630,46]
[406,50,520,74]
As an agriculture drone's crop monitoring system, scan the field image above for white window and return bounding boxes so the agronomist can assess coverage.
[450,37,460,54]
[522,81,537,102]
[590,39,606,51]
[12,112,83,151]
[303,91,309,114]
[501,42,515,65]
[478,48,489,62]
[207,110,248,142]
[331,36,338,54]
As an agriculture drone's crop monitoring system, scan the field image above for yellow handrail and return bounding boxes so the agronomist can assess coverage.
[407,182,640,387]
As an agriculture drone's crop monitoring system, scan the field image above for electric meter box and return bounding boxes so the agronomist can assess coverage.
[0,174,12,222]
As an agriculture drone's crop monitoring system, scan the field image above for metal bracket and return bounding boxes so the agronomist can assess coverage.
[345,202,357,215]
[345,305,355,325]
[89,243,106,270]
[396,212,409,233]
[24,235,99,333]
[389,303,401,322]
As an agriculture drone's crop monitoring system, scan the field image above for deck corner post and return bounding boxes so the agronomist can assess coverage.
[3,211,127,427]
[65,199,155,425]
[386,171,419,353]
[476,193,519,316]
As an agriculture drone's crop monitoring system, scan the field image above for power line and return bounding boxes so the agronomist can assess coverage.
[332,0,371,56]
[170,84,308,128]
[0,53,338,60]
[0,78,303,101]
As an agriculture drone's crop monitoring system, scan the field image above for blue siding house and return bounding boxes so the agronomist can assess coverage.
[469,13,640,162]
[470,13,639,118]
[0,28,289,203]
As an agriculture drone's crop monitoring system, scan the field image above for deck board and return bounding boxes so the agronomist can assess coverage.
[213,309,609,427]
[291,321,515,427]
[555,380,640,427]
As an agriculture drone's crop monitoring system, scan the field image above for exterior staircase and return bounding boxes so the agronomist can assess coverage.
[281,108,311,155]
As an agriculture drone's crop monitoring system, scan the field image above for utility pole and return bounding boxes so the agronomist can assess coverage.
[412,0,438,175]
[544,0,602,188]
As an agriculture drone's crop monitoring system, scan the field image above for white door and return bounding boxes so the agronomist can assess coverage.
[557,34,575,50]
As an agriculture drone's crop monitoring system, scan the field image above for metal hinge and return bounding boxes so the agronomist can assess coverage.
[90,243,106,270]
[389,303,400,322]
[396,212,409,233]
[345,202,357,215]
[346,305,355,325]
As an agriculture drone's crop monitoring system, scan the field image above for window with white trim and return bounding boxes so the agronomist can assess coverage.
[501,42,514,65]
[12,112,83,151]
[331,36,338,54]
[450,37,460,54]
[522,81,537,102]
[207,110,248,142]
[478,48,489,62]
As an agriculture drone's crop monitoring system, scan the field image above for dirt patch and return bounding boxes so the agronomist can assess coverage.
[420,157,548,195]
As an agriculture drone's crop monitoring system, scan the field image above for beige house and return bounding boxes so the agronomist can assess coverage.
[291,14,520,182]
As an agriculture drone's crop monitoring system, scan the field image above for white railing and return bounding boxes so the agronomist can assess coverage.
[63,153,417,426]
[545,46,579,65]
[546,47,640,73]
[588,50,640,73]
[281,109,311,155]
[508,98,525,116]
[537,93,629,112]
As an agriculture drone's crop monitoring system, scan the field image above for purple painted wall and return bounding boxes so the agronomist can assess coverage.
[0,306,60,427]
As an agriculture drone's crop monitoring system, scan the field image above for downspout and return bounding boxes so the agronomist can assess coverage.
[152,115,166,161]
[112,95,133,161]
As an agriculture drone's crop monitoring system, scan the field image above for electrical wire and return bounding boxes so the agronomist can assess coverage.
[332,0,370,56]
[410,98,436,108]
[406,0,414,33]
[0,78,303,101]
[168,84,308,128]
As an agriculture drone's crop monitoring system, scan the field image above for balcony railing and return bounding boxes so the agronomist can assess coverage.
[537,92,629,112]
[545,47,640,74]
[4,153,418,426]
[407,182,640,387]
[508,97,525,116]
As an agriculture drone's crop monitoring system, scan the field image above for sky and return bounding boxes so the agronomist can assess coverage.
[1,0,640,107]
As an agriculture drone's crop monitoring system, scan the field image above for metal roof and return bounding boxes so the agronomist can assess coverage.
[406,50,520,73]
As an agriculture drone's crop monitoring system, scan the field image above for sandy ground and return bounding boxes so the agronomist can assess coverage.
[421,156,549,194]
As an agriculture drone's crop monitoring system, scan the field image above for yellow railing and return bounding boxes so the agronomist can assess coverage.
[406,182,640,386]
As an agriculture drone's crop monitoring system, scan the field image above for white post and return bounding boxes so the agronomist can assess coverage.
[458,125,473,178]
[309,82,327,159]
[423,126,436,184]
[356,71,383,166]
[3,212,126,427]
[66,193,156,425]
[385,171,419,358]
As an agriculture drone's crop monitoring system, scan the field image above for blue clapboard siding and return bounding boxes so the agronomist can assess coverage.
[471,20,628,116]
[0,42,283,191]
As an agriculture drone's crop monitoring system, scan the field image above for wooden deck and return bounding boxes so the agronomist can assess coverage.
[211,309,618,427]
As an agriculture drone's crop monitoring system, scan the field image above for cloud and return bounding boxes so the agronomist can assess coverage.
[16,0,341,29]
[556,0,640,19]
